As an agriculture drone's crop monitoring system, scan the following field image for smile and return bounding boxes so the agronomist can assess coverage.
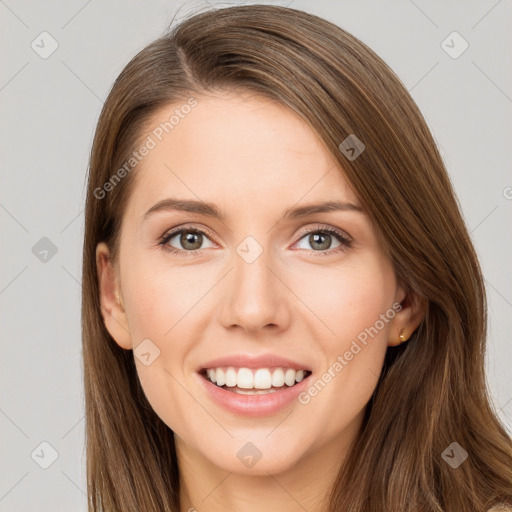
[197,368,312,416]
[203,366,311,394]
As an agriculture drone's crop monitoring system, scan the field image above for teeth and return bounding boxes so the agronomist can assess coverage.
[254,369,272,389]
[271,368,285,387]
[203,367,309,389]
[215,368,226,387]
[237,368,254,389]
[284,369,296,386]
[232,388,280,395]
[225,367,237,387]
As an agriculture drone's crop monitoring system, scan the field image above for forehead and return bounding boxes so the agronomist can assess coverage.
[128,91,360,216]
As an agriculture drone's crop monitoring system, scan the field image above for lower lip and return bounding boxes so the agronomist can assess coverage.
[197,373,311,417]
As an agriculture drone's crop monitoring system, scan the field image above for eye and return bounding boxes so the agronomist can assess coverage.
[158,224,352,258]
[293,226,352,255]
[159,225,215,256]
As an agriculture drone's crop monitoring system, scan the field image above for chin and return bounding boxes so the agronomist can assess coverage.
[200,432,314,476]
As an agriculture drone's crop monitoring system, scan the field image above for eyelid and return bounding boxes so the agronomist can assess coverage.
[160,223,218,244]
[293,223,352,243]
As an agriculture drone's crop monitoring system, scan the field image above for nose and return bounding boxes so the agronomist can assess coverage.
[217,246,292,334]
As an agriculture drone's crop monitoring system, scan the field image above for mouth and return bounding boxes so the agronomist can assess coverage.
[196,354,314,416]
[199,366,312,395]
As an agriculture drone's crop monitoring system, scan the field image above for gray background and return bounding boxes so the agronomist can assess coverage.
[1,0,511,510]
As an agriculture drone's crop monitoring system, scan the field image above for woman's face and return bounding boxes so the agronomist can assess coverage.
[97,91,415,476]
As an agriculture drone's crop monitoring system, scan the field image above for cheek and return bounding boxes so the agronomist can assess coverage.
[119,249,214,391]
[121,251,205,345]
[119,256,211,436]
[291,258,394,427]
[291,256,396,343]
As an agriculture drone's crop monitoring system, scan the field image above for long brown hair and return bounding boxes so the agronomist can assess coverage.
[82,5,512,511]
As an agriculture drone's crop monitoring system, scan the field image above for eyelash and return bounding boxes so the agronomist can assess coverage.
[158,224,352,258]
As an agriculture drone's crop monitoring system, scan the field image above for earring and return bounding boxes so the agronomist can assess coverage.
[399,328,408,343]
[115,291,121,305]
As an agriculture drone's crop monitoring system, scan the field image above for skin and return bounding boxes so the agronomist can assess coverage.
[97,91,425,512]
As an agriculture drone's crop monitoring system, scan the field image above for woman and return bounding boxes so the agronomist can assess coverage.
[82,4,512,511]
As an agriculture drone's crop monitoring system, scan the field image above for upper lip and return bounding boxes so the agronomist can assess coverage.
[197,353,312,372]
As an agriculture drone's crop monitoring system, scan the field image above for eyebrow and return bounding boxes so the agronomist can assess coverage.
[143,198,364,222]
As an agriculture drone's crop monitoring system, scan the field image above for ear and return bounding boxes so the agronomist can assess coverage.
[96,242,133,350]
[387,284,427,347]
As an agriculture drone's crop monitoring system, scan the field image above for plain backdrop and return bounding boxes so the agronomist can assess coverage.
[1,0,511,510]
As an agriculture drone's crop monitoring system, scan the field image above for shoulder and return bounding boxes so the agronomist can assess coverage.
[488,505,512,512]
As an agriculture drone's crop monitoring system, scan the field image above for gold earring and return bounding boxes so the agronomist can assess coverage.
[399,328,407,343]
[115,291,121,305]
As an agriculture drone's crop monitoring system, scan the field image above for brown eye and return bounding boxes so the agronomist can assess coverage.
[179,231,203,250]
[161,228,215,253]
[308,232,333,251]
[294,227,350,254]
